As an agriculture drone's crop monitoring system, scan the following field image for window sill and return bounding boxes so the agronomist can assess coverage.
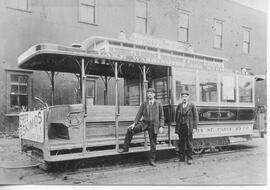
[5,113,20,117]
[213,47,223,51]
[177,40,189,44]
[241,52,251,56]
[221,101,236,103]
[78,20,98,26]
[197,102,220,106]
[5,69,33,73]
[6,7,32,13]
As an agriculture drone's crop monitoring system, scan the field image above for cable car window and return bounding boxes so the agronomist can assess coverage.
[154,77,168,105]
[174,71,196,104]
[239,77,253,103]
[199,72,217,102]
[221,75,236,102]
[125,80,140,106]
[86,79,96,105]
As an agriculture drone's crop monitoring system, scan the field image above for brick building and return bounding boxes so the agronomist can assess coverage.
[0,0,267,132]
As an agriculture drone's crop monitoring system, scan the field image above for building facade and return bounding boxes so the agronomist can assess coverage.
[0,0,267,132]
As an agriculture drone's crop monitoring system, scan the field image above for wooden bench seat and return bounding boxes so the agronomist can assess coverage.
[85,105,138,141]
[48,105,169,147]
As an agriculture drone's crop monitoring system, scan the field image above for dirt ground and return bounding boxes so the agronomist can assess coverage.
[0,134,267,186]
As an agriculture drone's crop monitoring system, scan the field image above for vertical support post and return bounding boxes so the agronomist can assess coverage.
[81,59,87,115]
[104,76,108,105]
[143,65,147,148]
[81,58,86,154]
[167,67,172,146]
[143,65,147,100]
[235,74,239,107]
[79,74,82,103]
[195,70,200,104]
[43,109,50,160]
[45,71,56,106]
[139,75,142,104]
[43,70,56,160]
[115,62,120,151]
[51,71,55,106]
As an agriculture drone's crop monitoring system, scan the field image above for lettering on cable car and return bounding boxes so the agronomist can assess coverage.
[193,125,253,138]
[99,46,224,71]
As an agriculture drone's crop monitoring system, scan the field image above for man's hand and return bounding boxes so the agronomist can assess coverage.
[159,127,164,134]
[128,123,135,130]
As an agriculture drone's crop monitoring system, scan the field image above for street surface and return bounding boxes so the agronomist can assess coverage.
[0,135,267,185]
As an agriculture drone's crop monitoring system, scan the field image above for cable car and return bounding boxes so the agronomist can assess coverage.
[17,34,257,169]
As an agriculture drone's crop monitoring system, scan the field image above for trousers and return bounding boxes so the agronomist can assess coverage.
[122,122,157,161]
[178,124,193,160]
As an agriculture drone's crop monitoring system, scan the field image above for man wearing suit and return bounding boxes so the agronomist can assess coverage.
[118,88,164,167]
[175,89,198,165]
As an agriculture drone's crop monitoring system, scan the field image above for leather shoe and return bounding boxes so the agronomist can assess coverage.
[180,158,185,162]
[179,156,185,162]
[118,149,128,153]
[174,158,180,162]
[187,159,193,165]
[149,161,157,167]
[174,158,185,162]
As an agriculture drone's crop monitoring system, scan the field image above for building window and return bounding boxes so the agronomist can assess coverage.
[6,71,32,113]
[220,75,236,102]
[135,0,148,34]
[239,77,253,103]
[243,28,251,54]
[79,0,96,24]
[6,0,30,11]
[214,20,223,49]
[178,12,189,42]
[199,72,218,102]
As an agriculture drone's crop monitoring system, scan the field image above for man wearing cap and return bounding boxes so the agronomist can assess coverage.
[119,88,164,167]
[175,89,198,165]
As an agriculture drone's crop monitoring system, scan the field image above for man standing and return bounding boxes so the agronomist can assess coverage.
[119,88,164,167]
[175,89,198,165]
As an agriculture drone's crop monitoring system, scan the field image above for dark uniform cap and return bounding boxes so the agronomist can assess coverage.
[147,88,156,93]
[181,89,190,96]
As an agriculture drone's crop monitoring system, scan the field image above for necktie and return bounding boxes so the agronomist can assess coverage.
[149,101,153,123]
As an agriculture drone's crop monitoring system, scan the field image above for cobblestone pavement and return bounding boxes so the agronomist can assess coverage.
[0,135,267,185]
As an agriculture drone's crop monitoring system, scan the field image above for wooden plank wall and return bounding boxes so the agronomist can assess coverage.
[85,105,139,122]
[47,105,169,145]
[85,106,139,141]
[85,105,169,145]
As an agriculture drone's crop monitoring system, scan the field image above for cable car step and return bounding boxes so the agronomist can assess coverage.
[45,144,175,162]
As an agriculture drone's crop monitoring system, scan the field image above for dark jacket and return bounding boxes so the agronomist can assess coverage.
[134,100,164,134]
[175,102,198,135]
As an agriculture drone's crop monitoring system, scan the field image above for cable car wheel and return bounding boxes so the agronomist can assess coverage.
[192,146,205,154]
[218,145,230,152]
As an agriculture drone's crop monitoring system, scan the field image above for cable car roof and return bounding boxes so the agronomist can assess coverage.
[18,35,228,75]
[17,43,169,78]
